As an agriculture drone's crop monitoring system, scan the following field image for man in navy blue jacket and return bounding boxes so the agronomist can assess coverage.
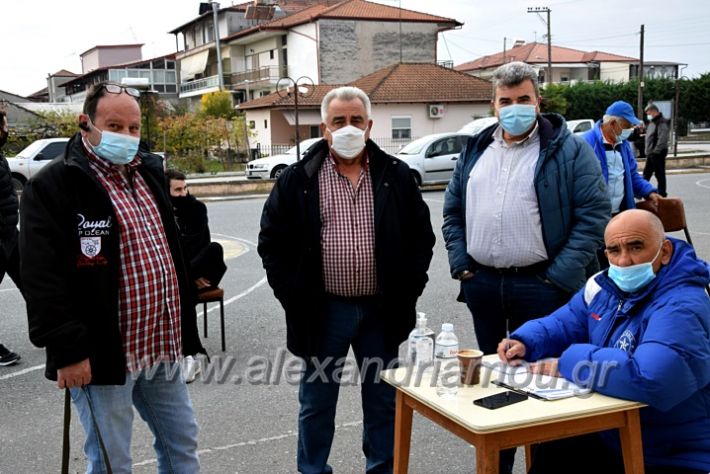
[582,100,659,216]
[442,61,609,473]
[499,209,710,473]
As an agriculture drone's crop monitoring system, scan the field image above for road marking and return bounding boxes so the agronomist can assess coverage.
[198,276,268,317]
[212,238,248,260]
[0,364,45,381]
[424,197,445,204]
[696,177,710,189]
[132,420,363,467]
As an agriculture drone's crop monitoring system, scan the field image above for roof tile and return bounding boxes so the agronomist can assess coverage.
[455,42,638,72]
[237,62,491,109]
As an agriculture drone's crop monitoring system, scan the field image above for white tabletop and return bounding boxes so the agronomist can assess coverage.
[381,355,644,434]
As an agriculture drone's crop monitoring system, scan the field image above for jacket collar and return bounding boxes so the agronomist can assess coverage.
[471,113,564,157]
[299,138,392,184]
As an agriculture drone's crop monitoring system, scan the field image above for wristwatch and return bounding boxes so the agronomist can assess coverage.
[457,270,474,281]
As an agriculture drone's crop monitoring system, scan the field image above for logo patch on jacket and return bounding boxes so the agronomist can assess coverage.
[76,213,111,267]
[591,312,602,321]
[614,329,636,353]
[80,237,101,257]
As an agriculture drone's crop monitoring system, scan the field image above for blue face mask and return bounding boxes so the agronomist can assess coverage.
[619,128,634,141]
[88,123,139,165]
[498,104,537,136]
[608,244,663,293]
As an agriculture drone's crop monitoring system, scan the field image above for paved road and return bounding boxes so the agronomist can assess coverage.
[1,172,709,473]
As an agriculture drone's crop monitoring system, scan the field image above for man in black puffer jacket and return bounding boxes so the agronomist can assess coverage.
[0,109,22,367]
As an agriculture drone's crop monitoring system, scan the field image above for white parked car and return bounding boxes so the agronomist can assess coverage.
[246,137,323,180]
[458,116,498,136]
[566,119,594,134]
[7,137,69,193]
[394,133,472,186]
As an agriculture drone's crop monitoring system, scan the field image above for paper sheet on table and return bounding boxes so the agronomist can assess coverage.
[482,361,592,400]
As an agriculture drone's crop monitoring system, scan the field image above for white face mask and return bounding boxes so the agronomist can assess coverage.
[328,125,367,160]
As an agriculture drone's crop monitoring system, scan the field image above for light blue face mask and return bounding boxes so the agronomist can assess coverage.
[88,123,139,165]
[608,244,663,293]
[619,128,634,141]
[498,104,537,136]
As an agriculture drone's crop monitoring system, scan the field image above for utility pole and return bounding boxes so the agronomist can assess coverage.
[212,2,224,91]
[528,7,552,85]
[503,37,507,64]
[399,0,403,63]
[637,24,645,121]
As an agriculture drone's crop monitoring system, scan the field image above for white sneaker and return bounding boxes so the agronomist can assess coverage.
[182,355,201,384]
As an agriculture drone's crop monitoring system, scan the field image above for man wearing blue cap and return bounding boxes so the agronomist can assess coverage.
[583,100,660,217]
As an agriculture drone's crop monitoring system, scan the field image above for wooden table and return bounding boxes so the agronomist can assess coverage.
[381,357,645,474]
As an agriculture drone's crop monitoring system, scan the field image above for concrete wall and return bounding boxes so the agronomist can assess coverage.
[369,103,490,151]
[288,24,319,81]
[600,62,630,83]
[246,101,489,150]
[246,109,273,148]
[244,37,281,71]
[82,46,142,73]
[318,20,437,84]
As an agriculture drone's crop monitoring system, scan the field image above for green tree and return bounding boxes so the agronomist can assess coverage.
[540,84,568,115]
[199,91,235,119]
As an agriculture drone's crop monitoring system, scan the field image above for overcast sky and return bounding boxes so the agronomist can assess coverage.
[1,0,707,97]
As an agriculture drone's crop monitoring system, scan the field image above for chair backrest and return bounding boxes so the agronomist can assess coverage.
[636,197,688,233]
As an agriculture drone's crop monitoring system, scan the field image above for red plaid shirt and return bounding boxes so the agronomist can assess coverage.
[319,153,377,297]
[84,140,181,372]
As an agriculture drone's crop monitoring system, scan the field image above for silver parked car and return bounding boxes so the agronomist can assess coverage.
[394,133,473,186]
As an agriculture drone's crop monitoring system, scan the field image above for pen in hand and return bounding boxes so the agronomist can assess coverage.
[505,318,511,353]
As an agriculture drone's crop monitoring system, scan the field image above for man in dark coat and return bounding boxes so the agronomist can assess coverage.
[644,103,670,197]
[166,168,224,381]
[0,109,22,366]
[259,86,435,474]
[20,83,202,472]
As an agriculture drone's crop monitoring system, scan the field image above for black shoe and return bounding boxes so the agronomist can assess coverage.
[0,344,21,366]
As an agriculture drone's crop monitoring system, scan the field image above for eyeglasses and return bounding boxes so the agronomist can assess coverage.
[102,84,141,98]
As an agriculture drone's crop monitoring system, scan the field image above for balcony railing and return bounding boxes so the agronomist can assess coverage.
[179,75,224,96]
[231,65,288,85]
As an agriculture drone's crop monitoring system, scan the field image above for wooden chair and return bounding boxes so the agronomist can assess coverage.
[637,197,709,295]
[636,197,693,245]
[197,287,226,352]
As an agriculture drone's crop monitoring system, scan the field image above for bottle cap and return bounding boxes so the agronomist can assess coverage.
[442,323,453,332]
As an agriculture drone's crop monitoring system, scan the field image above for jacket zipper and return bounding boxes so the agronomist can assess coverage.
[600,299,624,346]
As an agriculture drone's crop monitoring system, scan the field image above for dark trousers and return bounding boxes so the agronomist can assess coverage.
[529,432,706,474]
[191,242,226,289]
[0,243,22,293]
[643,149,668,197]
[297,295,397,474]
[461,268,572,474]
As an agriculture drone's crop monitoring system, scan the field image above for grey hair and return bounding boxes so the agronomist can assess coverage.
[491,61,540,98]
[602,114,623,124]
[321,86,371,123]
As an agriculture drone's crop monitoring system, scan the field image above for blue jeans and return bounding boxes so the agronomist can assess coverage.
[297,295,397,474]
[461,268,572,474]
[69,362,200,474]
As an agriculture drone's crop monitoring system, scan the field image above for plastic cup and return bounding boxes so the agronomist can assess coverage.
[458,349,484,385]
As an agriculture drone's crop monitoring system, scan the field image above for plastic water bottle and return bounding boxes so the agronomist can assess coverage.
[407,312,435,370]
[435,323,460,398]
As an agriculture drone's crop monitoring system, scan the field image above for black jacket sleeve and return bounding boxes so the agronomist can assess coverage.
[20,171,91,370]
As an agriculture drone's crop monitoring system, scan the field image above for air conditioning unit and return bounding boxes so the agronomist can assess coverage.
[429,104,445,119]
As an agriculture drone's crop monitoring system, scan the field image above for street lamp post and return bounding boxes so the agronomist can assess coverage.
[673,75,689,157]
[276,76,314,159]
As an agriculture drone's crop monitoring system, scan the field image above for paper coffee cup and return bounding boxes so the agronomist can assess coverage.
[458,349,484,385]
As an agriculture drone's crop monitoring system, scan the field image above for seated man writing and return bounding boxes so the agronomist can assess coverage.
[498,209,710,474]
